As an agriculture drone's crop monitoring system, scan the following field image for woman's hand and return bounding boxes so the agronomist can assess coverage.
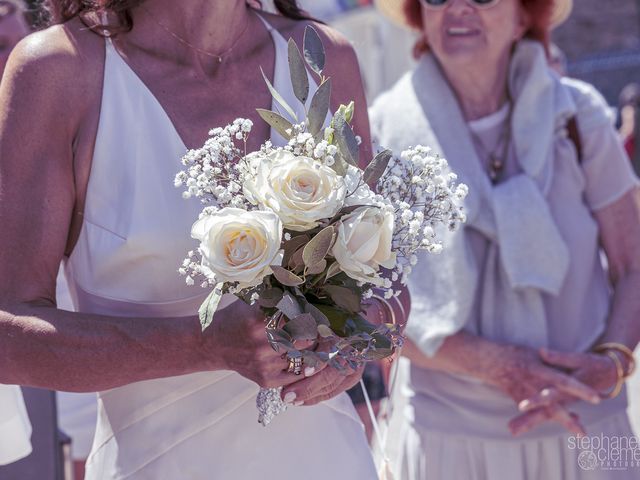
[509,348,619,435]
[280,363,364,407]
[205,300,318,389]
[479,344,601,436]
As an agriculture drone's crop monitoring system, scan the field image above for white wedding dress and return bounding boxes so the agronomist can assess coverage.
[62,15,376,480]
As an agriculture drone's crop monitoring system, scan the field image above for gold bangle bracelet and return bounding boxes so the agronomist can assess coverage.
[594,343,636,378]
[601,350,625,399]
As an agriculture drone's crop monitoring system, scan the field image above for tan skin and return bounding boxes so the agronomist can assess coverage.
[404,0,640,436]
[0,0,383,404]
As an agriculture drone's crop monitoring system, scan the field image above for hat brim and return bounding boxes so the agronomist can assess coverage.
[375,0,573,30]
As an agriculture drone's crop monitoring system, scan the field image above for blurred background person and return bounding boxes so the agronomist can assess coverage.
[371,0,640,479]
[0,0,29,78]
[619,82,640,172]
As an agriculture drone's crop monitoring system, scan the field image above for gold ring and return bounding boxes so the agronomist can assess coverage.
[286,352,303,375]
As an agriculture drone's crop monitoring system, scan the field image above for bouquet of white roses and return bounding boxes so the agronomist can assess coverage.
[175,27,467,425]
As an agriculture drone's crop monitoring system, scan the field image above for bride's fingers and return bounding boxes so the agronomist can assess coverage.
[281,366,362,406]
[301,372,362,407]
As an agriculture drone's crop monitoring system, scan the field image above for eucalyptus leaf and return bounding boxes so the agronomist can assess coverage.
[271,265,304,287]
[333,112,359,167]
[300,350,322,368]
[325,261,342,281]
[307,79,331,138]
[306,259,327,275]
[283,234,310,264]
[283,313,318,341]
[323,285,362,313]
[256,109,294,141]
[313,303,350,336]
[305,303,330,326]
[276,292,303,320]
[260,66,298,122]
[363,149,392,187]
[302,225,335,268]
[288,39,310,105]
[288,247,305,273]
[317,324,334,338]
[303,25,325,76]
[198,285,223,332]
[330,154,348,177]
[257,287,284,309]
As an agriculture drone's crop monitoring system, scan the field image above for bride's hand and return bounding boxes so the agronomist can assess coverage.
[204,300,310,389]
[280,363,364,407]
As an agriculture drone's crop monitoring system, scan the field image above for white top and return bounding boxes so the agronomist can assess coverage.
[0,385,32,466]
[62,15,375,479]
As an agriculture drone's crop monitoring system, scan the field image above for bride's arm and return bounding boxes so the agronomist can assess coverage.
[0,28,293,393]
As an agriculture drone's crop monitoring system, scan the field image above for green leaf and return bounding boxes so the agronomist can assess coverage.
[330,155,348,177]
[282,234,310,264]
[276,292,303,320]
[323,285,362,313]
[333,111,359,167]
[308,79,331,138]
[303,25,325,76]
[283,313,318,341]
[198,285,223,331]
[256,109,294,141]
[305,302,330,326]
[363,149,392,187]
[303,225,335,268]
[317,324,334,338]
[257,287,284,308]
[288,247,305,274]
[324,261,342,281]
[260,66,298,122]
[271,265,304,287]
[313,303,351,335]
[288,39,310,105]
[306,259,327,275]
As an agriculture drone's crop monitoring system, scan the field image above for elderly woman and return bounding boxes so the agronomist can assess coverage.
[371,0,640,478]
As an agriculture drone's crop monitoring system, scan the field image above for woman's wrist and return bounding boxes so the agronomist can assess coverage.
[593,342,636,378]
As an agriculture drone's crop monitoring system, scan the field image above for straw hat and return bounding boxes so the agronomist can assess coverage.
[376,0,573,30]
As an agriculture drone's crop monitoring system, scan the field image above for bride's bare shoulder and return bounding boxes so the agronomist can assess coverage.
[3,17,104,105]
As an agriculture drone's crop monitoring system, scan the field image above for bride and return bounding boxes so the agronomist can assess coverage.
[0,1,393,478]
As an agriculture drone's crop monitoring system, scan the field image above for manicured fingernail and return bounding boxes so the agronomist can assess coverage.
[293,400,304,406]
[283,392,296,404]
[304,367,316,377]
[518,400,530,411]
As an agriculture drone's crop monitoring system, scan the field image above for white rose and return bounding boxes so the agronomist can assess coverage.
[332,206,396,286]
[243,150,346,231]
[191,208,283,288]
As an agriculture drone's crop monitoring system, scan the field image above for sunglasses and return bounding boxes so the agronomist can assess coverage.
[419,0,502,9]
